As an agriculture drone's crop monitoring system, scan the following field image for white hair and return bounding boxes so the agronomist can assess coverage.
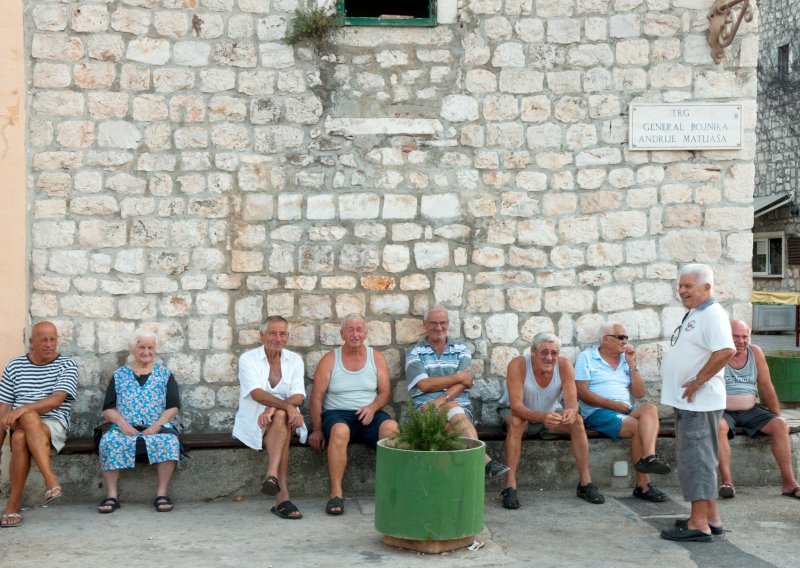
[340,312,365,329]
[425,304,449,320]
[600,322,622,336]
[531,332,560,351]
[679,263,714,288]
[131,329,158,349]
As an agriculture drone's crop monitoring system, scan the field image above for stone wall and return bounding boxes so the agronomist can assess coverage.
[25,0,757,436]
[754,0,800,292]
[755,0,799,200]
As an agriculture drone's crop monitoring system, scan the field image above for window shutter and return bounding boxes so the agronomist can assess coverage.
[788,236,800,265]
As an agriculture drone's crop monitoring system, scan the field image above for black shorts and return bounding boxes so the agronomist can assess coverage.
[722,404,778,438]
[321,409,392,449]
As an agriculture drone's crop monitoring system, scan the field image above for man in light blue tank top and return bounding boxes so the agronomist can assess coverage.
[717,320,800,500]
[309,314,399,516]
[499,332,605,510]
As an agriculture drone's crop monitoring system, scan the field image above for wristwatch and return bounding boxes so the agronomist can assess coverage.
[692,377,705,386]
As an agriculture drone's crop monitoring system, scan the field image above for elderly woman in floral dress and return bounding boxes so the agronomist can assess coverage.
[97,330,181,513]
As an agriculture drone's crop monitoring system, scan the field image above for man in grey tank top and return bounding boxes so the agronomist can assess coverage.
[498,332,605,510]
[309,314,399,516]
[717,320,800,500]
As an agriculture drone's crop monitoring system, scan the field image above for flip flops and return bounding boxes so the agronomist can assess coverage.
[98,497,121,514]
[44,485,63,505]
[781,487,800,499]
[0,513,23,528]
[271,500,302,520]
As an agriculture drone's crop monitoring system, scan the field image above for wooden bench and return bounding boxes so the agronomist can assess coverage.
[59,418,800,455]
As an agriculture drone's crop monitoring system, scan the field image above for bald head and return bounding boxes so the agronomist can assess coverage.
[29,320,59,364]
[730,319,751,355]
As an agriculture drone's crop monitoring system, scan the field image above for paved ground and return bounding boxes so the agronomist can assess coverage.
[752,332,800,353]
[3,486,799,567]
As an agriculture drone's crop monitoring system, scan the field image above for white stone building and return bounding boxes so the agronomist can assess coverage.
[16,0,758,434]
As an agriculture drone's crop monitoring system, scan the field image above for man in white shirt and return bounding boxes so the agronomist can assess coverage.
[233,316,306,520]
[659,264,735,543]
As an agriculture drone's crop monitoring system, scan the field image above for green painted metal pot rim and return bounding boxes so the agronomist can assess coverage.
[765,351,800,358]
[377,437,486,453]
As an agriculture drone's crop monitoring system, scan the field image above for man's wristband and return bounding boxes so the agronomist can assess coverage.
[443,392,450,401]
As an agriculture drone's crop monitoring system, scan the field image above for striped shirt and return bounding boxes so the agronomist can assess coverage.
[0,354,79,429]
[405,338,472,404]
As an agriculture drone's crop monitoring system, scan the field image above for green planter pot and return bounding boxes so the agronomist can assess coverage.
[765,351,800,402]
[374,438,485,544]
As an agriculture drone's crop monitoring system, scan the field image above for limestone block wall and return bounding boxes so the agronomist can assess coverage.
[25,0,757,435]
[753,0,799,292]
[755,0,799,200]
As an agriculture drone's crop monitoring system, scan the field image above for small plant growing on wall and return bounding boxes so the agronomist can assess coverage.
[285,6,338,45]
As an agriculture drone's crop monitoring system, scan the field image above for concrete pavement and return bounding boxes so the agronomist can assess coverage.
[3,486,798,567]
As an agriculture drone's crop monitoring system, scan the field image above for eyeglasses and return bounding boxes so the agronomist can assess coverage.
[536,349,560,358]
[670,311,692,346]
[604,334,628,341]
[425,321,448,328]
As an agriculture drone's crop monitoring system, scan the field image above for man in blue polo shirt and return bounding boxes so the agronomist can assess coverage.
[575,322,671,503]
[405,304,509,480]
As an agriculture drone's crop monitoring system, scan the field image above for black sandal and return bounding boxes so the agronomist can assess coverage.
[154,495,173,512]
[325,496,344,515]
[98,497,121,514]
[271,500,303,519]
[501,487,520,510]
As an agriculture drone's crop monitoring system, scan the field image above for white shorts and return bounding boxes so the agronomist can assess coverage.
[42,418,68,453]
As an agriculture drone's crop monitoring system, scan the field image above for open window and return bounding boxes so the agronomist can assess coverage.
[337,0,436,27]
[778,44,791,75]
[752,233,785,277]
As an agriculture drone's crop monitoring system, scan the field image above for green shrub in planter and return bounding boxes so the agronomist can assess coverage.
[375,404,484,552]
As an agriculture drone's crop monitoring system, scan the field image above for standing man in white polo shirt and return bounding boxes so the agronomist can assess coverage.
[233,316,307,520]
[659,264,734,543]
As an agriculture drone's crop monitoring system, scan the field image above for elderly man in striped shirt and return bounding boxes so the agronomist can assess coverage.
[0,321,78,528]
[405,304,509,480]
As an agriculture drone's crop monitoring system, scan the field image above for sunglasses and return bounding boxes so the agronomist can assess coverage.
[604,334,628,341]
[671,311,692,346]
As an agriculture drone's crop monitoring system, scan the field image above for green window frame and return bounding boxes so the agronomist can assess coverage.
[337,0,437,27]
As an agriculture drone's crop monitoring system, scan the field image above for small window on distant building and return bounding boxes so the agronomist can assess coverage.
[753,234,785,277]
[778,44,791,75]
[338,0,436,27]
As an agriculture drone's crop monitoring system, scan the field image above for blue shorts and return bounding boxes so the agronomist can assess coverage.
[321,409,393,449]
[583,406,637,441]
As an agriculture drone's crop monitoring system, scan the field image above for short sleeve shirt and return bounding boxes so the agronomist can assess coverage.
[405,338,471,404]
[661,300,734,411]
[0,354,79,429]
[574,347,632,417]
[232,346,305,450]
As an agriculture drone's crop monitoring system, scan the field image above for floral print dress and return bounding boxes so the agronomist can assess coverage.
[99,363,181,471]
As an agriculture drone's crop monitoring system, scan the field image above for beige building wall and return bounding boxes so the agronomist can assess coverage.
[0,0,27,366]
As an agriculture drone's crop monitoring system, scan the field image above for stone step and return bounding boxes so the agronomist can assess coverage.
[3,430,798,506]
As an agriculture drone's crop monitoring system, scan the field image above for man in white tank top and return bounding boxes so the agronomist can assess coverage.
[309,314,399,516]
[499,332,605,510]
[717,320,800,500]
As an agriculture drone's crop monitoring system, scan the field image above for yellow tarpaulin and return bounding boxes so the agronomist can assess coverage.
[751,291,800,305]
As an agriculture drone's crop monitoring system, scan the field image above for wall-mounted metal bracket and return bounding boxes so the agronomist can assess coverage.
[708,0,758,64]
